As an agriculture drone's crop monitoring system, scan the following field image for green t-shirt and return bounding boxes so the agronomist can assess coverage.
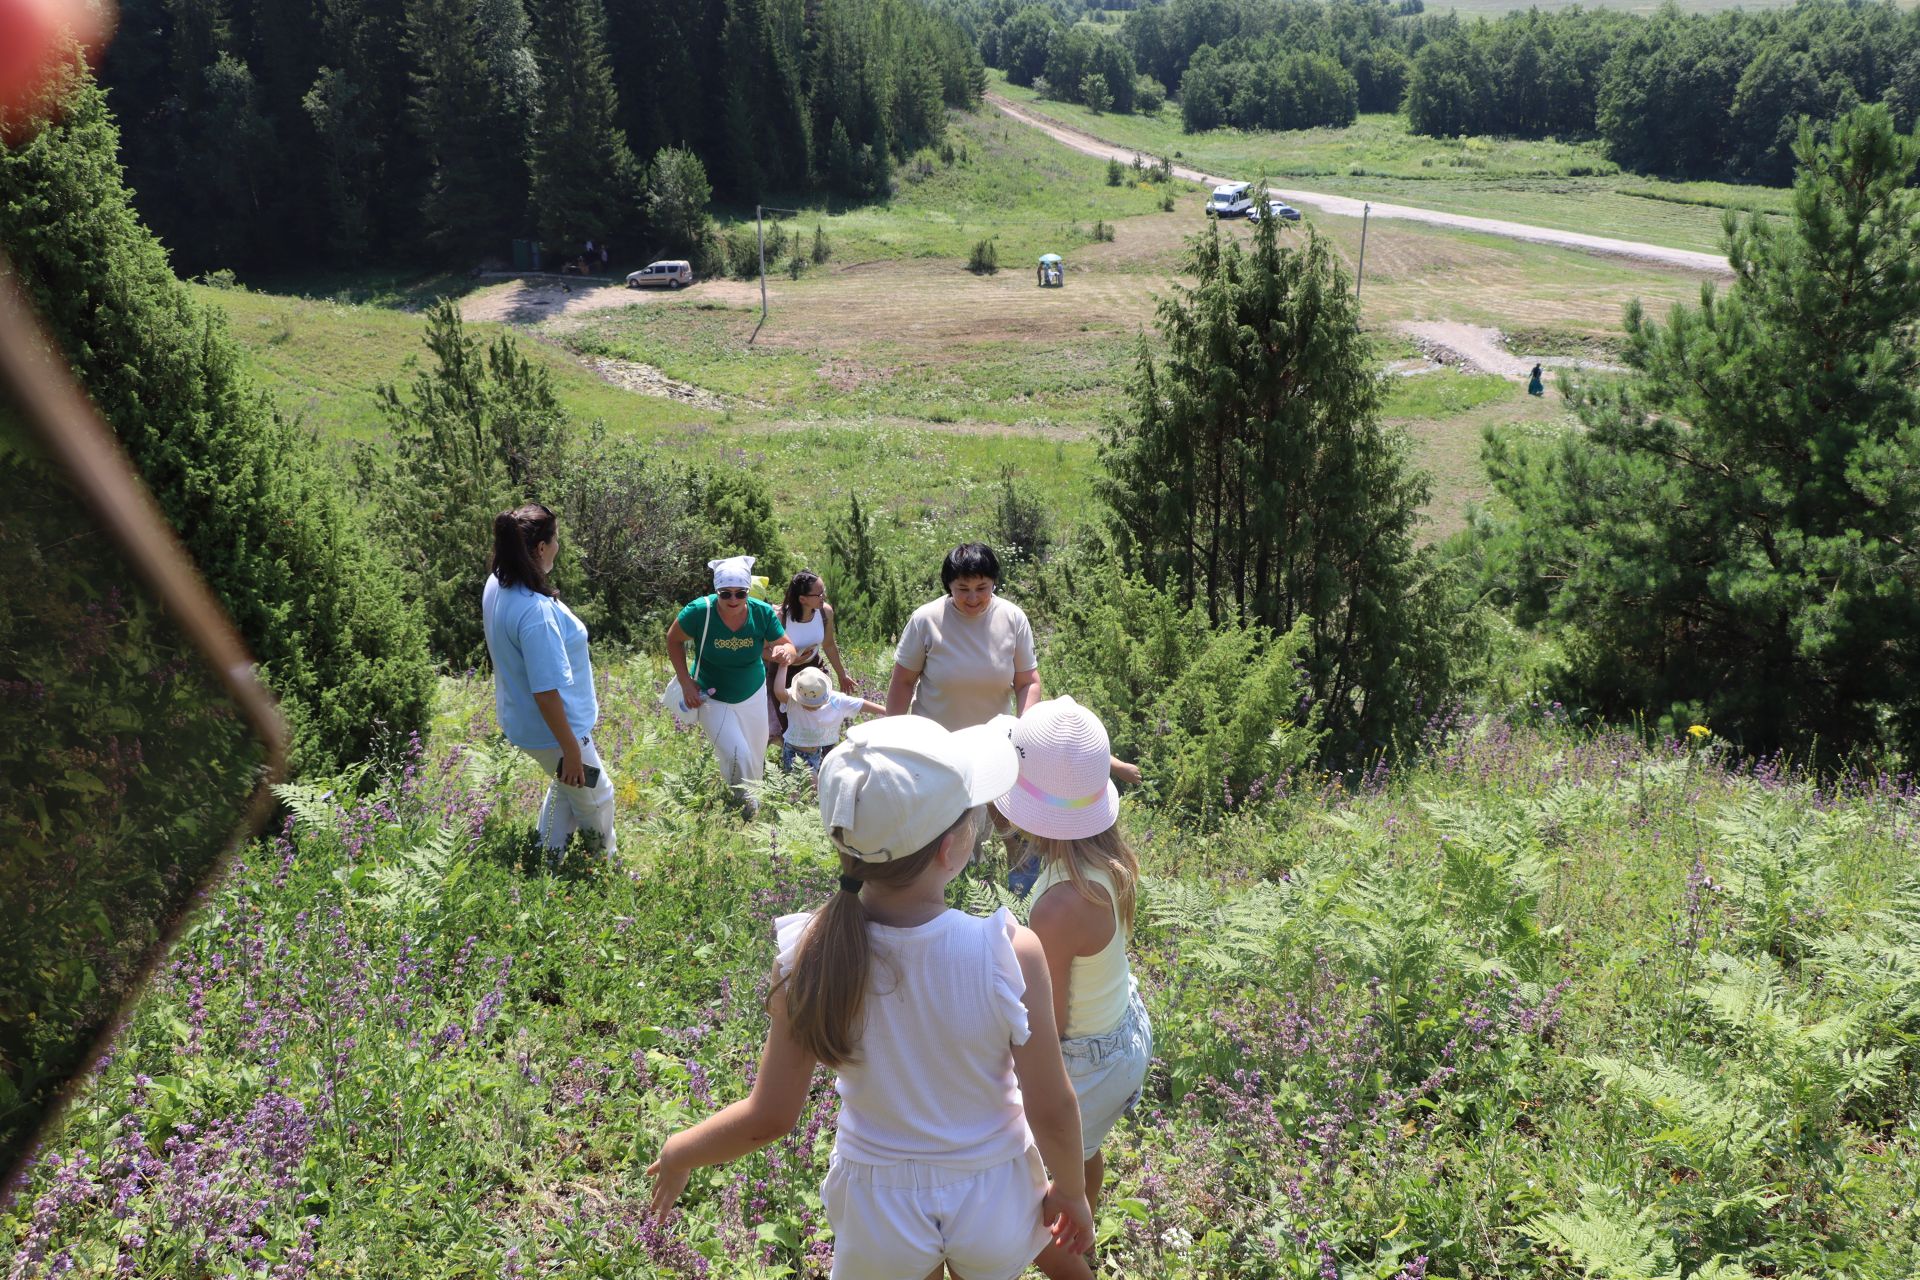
[678,595,785,704]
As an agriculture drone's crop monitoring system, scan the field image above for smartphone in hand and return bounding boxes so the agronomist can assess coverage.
[557,762,602,788]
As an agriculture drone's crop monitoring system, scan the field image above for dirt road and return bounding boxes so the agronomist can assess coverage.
[987,94,1732,277]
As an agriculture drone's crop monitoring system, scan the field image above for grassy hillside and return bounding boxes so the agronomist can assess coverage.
[6,657,1918,1276]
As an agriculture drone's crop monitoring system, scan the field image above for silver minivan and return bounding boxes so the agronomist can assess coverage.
[626,260,693,289]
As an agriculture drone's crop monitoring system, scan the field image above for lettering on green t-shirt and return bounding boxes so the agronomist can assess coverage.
[679,596,784,703]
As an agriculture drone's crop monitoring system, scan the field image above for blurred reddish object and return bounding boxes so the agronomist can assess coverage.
[0,0,112,130]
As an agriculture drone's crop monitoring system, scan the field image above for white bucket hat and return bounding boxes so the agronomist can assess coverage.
[997,696,1120,841]
[818,716,1019,862]
[791,667,832,709]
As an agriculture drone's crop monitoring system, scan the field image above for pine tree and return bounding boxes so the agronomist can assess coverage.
[1483,105,1920,756]
[528,0,641,252]
[371,302,566,664]
[0,70,435,772]
[407,0,536,260]
[1099,214,1449,758]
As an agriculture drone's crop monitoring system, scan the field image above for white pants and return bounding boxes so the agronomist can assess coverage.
[697,691,769,792]
[519,735,617,856]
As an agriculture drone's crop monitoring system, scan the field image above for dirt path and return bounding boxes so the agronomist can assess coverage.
[1401,320,1625,379]
[459,277,764,329]
[987,93,1732,277]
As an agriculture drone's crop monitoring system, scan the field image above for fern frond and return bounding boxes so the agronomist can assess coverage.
[272,782,343,838]
[1522,1182,1675,1279]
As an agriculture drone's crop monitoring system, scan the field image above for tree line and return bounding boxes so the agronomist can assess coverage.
[964,0,1920,188]
[100,0,985,274]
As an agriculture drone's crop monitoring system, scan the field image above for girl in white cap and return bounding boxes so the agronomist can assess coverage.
[999,696,1151,1266]
[665,555,796,816]
[648,716,1097,1280]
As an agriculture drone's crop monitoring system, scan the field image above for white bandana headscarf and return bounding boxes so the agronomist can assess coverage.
[709,555,756,590]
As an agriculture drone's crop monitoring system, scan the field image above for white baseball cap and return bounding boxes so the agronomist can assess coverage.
[997,696,1120,841]
[818,716,1020,862]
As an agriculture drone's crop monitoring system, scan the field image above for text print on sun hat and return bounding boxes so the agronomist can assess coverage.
[998,695,1121,841]
[817,715,1020,861]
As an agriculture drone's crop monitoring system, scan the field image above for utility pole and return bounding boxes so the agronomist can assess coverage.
[1354,202,1371,305]
[757,204,801,325]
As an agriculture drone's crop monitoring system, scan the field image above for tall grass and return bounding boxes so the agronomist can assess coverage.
[6,660,1918,1277]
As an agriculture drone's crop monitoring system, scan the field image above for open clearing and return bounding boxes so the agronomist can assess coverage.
[213,103,1723,552]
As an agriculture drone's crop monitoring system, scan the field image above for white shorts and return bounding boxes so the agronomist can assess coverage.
[821,1146,1053,1280]
[1061,982,1152,1160]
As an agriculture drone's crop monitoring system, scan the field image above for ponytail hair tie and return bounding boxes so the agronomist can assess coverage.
[838,875,863,895]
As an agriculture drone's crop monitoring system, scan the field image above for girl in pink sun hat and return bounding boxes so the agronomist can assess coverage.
[998,696,1152,1271]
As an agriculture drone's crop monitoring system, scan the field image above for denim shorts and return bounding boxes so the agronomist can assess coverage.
[1060,980,1152,1159]
[782,742,830,775]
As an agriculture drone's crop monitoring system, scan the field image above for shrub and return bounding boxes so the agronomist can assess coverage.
[967,237,999,274]
[1090,219,1115,242]
[694,467,792,590]
[1106,156,1125,186]
[1080,73,1113,114]
[1135,75,1166,115]
[811,222,831,264]
[823,494,912,645]
[0,69,432,775]
[991,465,1053,571]
[1159,189,1177,212]
[725,225,760,278]
[787,254,806,280]
[1043,561,1323,818]
[544,434,761,644]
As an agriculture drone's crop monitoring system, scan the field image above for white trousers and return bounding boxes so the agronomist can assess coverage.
[697,691,769,791]
[519,735,617,855]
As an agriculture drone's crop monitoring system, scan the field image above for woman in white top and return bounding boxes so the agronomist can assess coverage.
[999,697,1152,1269]
[767,570,854,745]
[649,717,1096,1280]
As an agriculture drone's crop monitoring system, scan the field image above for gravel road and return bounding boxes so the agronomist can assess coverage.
[987,94,1732,277]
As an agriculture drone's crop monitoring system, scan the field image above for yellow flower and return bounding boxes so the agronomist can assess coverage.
[1687,724,1712,740]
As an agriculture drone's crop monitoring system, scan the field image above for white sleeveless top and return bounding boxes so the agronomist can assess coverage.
[776,907,1033,1168]
[1029,862,1131,1040]
[781,608,826,663]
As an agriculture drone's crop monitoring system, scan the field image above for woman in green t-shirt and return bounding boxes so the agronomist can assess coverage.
[666,555,795,815]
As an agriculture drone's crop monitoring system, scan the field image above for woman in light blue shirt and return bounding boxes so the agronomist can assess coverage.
[481,503,617,859]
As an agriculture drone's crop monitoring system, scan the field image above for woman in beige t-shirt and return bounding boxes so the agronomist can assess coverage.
[885,543,1042,729]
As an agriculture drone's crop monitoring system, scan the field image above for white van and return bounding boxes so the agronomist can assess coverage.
[1208,181,1254,218]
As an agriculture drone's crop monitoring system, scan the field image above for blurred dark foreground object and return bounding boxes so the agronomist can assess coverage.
[0,262,285,1190]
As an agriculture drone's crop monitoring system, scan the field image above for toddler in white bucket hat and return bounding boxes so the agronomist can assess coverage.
[999,696,1151,1265]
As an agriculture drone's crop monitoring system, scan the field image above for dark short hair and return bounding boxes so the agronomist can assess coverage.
[941,542,1000,589]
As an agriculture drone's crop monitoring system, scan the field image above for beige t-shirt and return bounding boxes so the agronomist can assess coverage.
[894,596,1038,730]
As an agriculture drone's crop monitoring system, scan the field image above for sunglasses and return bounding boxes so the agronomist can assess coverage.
[717,588,749,600]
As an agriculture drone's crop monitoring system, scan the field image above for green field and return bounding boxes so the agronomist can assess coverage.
[199,101,1726,563]
[989,77,1794,255]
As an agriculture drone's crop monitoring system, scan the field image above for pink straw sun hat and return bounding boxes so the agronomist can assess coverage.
[997,696,1121,841]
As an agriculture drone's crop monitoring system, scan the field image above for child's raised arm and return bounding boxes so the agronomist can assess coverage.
[772,661,795,706]
[648,967,816,1220]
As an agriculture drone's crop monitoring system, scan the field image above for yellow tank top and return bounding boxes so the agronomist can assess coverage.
[1030,860,1132,1039]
